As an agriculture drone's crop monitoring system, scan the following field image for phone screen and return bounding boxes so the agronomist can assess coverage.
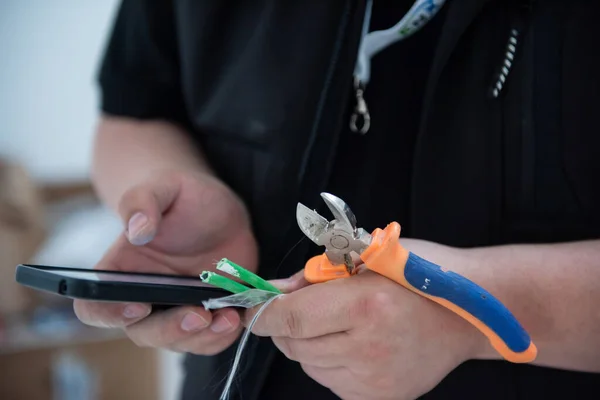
[49,269,211,288]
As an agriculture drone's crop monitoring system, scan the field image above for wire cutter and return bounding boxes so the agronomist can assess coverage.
[296,192,537,363]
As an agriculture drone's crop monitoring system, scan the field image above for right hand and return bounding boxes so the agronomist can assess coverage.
[73,169,258,355]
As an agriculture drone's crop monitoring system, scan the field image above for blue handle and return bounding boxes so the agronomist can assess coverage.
[403,252,535,360]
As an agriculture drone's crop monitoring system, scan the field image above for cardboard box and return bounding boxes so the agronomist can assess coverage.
[0,159,47,316]
[0,161,162,399]
[0,337,160,400]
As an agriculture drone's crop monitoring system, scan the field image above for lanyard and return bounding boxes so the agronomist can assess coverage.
[350,0,447,134]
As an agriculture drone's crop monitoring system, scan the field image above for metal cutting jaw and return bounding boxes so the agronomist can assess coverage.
[296,193,372,275]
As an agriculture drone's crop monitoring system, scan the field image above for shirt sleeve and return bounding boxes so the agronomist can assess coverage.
[97,0,188,124]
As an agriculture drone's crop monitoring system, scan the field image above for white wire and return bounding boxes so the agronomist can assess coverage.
[219,294,284,400]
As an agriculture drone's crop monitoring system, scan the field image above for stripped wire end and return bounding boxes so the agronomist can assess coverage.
[199,270,250,294]
[216,258,282,294]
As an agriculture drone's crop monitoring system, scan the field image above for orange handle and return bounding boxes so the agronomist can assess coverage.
[304,255,351,283]
[360,222,536,363]
[302,223,407,284]
[303,222,537,363]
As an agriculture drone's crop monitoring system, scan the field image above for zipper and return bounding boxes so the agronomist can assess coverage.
[296,0,365,203]
[314,1,366,187]
[297,1,356,183]
[251,4,364,396]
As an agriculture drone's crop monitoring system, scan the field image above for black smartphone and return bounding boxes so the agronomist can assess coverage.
[15,264,228,309]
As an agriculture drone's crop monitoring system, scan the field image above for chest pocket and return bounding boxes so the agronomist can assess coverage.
[410,0,600,246]
[497,0,600,241]
[494,0,600,242]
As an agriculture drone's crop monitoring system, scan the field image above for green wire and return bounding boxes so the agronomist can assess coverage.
[216,258,282,294]
[200,271,250,294]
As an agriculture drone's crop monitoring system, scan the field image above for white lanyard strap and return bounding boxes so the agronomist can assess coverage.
[350,0,447,134]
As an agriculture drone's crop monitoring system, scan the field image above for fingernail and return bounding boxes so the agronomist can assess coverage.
[210,315,234,333]
[127,212,153,245]
[123,304,150,319]
[181,312,209,332]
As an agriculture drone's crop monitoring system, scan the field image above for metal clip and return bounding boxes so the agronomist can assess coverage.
[349,77,371,135]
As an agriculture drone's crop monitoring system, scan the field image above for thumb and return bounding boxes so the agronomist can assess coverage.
[118,177,182,246]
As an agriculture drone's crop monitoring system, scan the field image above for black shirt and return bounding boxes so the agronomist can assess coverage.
[260,2,444,396]
[98,0,600,399]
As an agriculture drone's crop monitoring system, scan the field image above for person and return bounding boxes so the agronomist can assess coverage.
[74,0,600,399]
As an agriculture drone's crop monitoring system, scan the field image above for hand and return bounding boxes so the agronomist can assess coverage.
[246,246,486,400]
[74,169,258,355]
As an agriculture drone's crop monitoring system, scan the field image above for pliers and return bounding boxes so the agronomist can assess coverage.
[296,192,537,363]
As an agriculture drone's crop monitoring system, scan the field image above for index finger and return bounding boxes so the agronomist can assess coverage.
[243,279,364,339]
[72,240,154,328]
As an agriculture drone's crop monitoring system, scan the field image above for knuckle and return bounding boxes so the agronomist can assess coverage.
[369,291,395,313]
[282,309,303,338]
[368,291,395,320]
[355,291,394,322]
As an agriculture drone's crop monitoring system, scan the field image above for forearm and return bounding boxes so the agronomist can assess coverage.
[462,240,600,372]
[91,115,213,210]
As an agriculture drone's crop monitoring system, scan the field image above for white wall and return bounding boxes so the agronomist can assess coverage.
[0,1,184,399]
[0,0,117,183]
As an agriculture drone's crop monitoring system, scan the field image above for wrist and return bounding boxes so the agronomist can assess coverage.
[401,240,499,361]
[448,247,519,361]
[444,248,495,361]
[445,247,508,361]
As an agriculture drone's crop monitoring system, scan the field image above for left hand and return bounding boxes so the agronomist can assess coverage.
[245,240,486,400]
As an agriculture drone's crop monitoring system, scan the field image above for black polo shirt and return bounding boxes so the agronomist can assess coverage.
[259,2,442,398]
[98,0,600,399]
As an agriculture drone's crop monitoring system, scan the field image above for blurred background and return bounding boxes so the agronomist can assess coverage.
[0,1,183,399]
